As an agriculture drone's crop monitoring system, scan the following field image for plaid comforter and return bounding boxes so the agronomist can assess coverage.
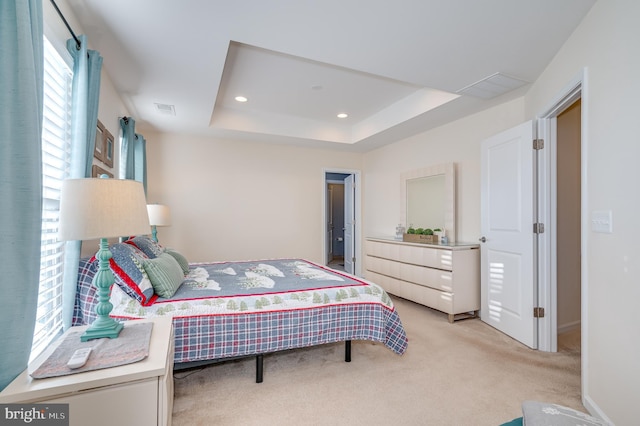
[73,258,408,364]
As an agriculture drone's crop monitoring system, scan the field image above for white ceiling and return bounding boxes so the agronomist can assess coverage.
[66,0,596,151]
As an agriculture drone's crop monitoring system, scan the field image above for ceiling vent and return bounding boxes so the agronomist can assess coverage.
[154,103,176,115]
[457,72,529,99]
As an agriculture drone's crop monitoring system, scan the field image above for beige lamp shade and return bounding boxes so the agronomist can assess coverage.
[147,204,172,227]
[58,178,150,241]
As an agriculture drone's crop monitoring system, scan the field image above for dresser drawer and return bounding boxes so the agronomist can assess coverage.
[366,255,453,292]
[366,240,453,271]
[366,271,455,314]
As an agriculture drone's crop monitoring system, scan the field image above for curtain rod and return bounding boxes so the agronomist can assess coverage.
[49,0,81,50]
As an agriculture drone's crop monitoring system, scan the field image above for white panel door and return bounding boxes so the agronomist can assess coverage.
[343,175,355,274]
[480,121,537,348]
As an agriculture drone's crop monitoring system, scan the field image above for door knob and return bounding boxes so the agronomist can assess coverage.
[479,236,487,243]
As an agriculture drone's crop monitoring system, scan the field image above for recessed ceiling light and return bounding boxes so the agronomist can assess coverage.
[235,96,248,102]
[337,113,348,119]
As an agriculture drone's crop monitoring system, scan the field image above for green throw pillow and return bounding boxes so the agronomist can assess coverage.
[165,248,190,275]
[142,252,184,298]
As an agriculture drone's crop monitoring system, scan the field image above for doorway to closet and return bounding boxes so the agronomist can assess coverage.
[555,99,582,355]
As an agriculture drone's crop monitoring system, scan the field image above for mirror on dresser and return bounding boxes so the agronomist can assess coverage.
[400,162,456,243]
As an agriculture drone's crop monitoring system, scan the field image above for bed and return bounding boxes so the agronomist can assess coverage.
[72,236,408,382]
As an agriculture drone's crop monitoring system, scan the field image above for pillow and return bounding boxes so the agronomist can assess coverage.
[128,235,165,259]
[521,401,608,426]
[165,248,190,275]
[142,252,185,299]
[499,418,522,426]
[108,242,156,306]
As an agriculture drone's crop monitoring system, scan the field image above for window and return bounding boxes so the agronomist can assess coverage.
[31,37,73,360]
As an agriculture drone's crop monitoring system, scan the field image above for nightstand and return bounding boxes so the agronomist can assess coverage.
[0,317,174,426]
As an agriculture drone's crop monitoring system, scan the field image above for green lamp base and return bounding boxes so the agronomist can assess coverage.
[82,237,124,341]
[81,319,123,342]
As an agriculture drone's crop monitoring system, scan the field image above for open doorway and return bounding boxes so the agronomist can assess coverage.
[323,170,360,276]
[537,72,584,358]
[480,72,585,359]
[326,175,348,271]
[555,99,582,355]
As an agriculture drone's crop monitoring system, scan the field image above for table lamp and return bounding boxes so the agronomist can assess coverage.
[58,177,150,341]
[147,204,171,242]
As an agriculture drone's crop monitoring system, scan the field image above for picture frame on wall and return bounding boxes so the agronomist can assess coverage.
[94,120,105,162]
[92,164,113,178]
[103,128,114,168]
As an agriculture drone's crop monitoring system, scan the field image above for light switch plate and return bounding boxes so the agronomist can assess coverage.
[591,210,613,233]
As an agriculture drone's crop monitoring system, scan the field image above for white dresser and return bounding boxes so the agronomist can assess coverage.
[365,237,480,322]
[0,317,174,426]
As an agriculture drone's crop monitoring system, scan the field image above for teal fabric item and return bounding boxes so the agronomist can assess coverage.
[119,118,147,194]
[61,34,104,330]
[134,133,147,195]
[120,116,136,179]
[0,0,43,391]
[500,417,523,426]
[142,252,185,299]
[165,248,190,275]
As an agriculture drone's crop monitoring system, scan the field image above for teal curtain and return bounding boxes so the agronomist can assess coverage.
[119,116,136,179]
[120,117,147,194]
[0,0,43,391]
[61,34,103,329]
[134,133,147,195]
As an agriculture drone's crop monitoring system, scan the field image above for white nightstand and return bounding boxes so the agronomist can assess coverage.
[0,317,174,426]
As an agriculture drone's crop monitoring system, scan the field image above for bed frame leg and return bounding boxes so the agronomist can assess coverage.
[255,341,350,383]
[256,354,263,383]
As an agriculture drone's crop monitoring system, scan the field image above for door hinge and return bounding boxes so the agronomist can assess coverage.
[533,307,545,318]
[533,223,545,234]
[533,139,544,150]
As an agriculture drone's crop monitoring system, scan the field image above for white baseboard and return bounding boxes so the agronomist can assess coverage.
[558,320,581,334]
[583,393,615,425]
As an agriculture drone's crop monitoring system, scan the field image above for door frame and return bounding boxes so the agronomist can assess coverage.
[322,168,361,276]
[536,68,587,357]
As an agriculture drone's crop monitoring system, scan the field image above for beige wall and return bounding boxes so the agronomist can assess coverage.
[362,97,526,243]
[144,132,362,264]
[523,0,640,423]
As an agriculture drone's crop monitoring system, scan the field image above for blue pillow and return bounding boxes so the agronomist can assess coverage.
[108,243,156,305]
[128,235,165,258]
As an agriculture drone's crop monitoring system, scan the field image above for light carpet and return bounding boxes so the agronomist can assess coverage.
[171,296,582,425]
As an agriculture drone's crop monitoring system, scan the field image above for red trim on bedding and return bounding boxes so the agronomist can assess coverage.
[108,258,158,306]
[109,299,397,320]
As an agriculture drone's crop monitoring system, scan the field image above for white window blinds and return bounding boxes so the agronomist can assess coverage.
[31,37,73,361]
